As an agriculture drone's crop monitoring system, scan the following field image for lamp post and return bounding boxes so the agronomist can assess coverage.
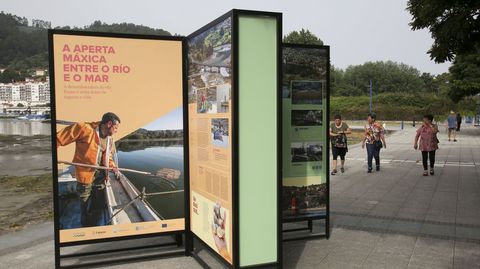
[369,80,372,114]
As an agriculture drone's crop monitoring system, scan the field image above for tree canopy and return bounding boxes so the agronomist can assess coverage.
[407,0,480,63]
[332,61,429,96]
[449,45,480,102]
[283,29,323,45]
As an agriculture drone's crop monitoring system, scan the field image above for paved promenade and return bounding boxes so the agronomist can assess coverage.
[0,125,479,268]
[285,125,480,269]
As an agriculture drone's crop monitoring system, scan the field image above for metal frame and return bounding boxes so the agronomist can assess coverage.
[48,29,188,268]
[280,43,331,241]
[185,9,283,269]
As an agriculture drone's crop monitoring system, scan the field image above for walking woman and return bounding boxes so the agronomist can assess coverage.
[361,113,386,173]
[414,114,439,176]
[330,114,352,175]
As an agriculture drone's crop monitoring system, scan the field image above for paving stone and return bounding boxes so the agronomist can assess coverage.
[389,220,423,235]
[420,222,456,238]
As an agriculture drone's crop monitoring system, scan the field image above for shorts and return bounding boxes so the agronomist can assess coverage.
[332,146,347,160]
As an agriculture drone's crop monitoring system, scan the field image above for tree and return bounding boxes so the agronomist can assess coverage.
[448,46,480,102]
[283,29,323,45]
[407,0,480,63]
[332,61,425,96]
[0,69,22,83]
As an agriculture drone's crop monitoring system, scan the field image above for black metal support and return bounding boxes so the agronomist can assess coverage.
[59,241,179,259]
[59,249,186,269]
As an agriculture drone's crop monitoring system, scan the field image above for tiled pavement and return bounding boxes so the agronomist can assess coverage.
[283,125,480,269]
[0,126,479,268]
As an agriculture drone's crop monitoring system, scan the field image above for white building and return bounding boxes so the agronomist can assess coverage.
[11,84,21,101]
[0,81,50,104]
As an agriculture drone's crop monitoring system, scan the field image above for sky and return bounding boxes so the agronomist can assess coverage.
[1,0,450,74]
[142,107,183,130]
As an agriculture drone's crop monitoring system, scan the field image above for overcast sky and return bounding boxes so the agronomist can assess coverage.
[2,0,450,74]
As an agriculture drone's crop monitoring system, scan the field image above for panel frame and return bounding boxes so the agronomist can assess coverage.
[281,43,331,240]
[185,9,283,269]
[48,29,187,268]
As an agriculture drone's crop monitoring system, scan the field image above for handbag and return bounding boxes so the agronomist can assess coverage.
[374,140,383,149]
[334,134,347,148]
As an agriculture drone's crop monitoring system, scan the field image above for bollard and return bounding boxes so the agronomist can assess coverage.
[401,120,404,130]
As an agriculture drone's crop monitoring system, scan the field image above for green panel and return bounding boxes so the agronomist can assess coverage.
[238,15,278,266]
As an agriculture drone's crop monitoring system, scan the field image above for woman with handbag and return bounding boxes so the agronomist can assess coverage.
[361,113,387,173]
[414,114,439,176]
[330,114,352,175]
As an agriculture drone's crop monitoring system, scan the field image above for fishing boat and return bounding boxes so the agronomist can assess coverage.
[58,166,164,229]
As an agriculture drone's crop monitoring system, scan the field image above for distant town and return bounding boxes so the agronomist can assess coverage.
[0,69,50,119]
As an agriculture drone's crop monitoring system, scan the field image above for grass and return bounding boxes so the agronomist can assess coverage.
[0,174,54,233]
[0,173,53,193]
[348,129,365,145]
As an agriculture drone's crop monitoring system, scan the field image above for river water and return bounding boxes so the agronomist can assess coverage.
[0,118,185,220]
[116,140,184,220]
[0,119,51,136]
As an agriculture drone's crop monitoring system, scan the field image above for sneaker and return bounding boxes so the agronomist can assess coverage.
[454,139,457,142]
[376,166,380,171]
[340,167,345,173]
[331,169,337,175]
[423,171,428,176]
[367,168,372,173]
[430,169,434,175]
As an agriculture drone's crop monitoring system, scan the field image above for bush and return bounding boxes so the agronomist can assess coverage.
[330,93,476,120]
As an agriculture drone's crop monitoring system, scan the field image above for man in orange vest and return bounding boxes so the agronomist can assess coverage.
[57,112,121,227]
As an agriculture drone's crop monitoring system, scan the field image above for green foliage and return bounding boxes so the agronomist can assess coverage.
[283,47,326,83]
[0,12,171,81]
[0,12,48,74]
[123,129,183,140]
[331,92,476,120]
[283,29,323,45]
[332,61,430,96]
[188,17,231,63]
[407,0,480,63]
[63,20,171,36]
[448,46,480,102]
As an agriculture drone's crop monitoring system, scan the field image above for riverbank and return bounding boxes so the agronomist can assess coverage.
[0,173,53,235]
[0,135,51,176]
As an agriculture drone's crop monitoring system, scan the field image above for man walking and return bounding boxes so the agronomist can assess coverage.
[447,111,457,142]
[57,112,121,227]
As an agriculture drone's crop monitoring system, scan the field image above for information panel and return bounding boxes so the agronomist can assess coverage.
[50,32,185,243]
[187,16,233,264]
[282,45,329,220]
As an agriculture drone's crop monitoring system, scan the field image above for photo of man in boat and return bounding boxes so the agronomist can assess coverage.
[57,112,121,227]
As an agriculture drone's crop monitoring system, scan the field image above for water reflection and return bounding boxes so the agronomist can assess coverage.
[116,140,184,219]
[0,119,51,136]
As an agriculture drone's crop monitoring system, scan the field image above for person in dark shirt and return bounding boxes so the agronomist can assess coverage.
[456,113,462,131]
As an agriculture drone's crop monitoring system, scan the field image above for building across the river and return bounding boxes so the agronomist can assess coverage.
[0,81,50,105]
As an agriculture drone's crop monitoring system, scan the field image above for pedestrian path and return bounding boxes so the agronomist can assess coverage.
[283,125,480,268]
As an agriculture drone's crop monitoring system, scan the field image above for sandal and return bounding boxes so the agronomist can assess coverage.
[340,167,345,173]
[423,171,428,176]
[331,169,337,175]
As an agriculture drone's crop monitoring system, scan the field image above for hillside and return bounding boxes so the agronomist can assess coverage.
[0,11,171,82]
